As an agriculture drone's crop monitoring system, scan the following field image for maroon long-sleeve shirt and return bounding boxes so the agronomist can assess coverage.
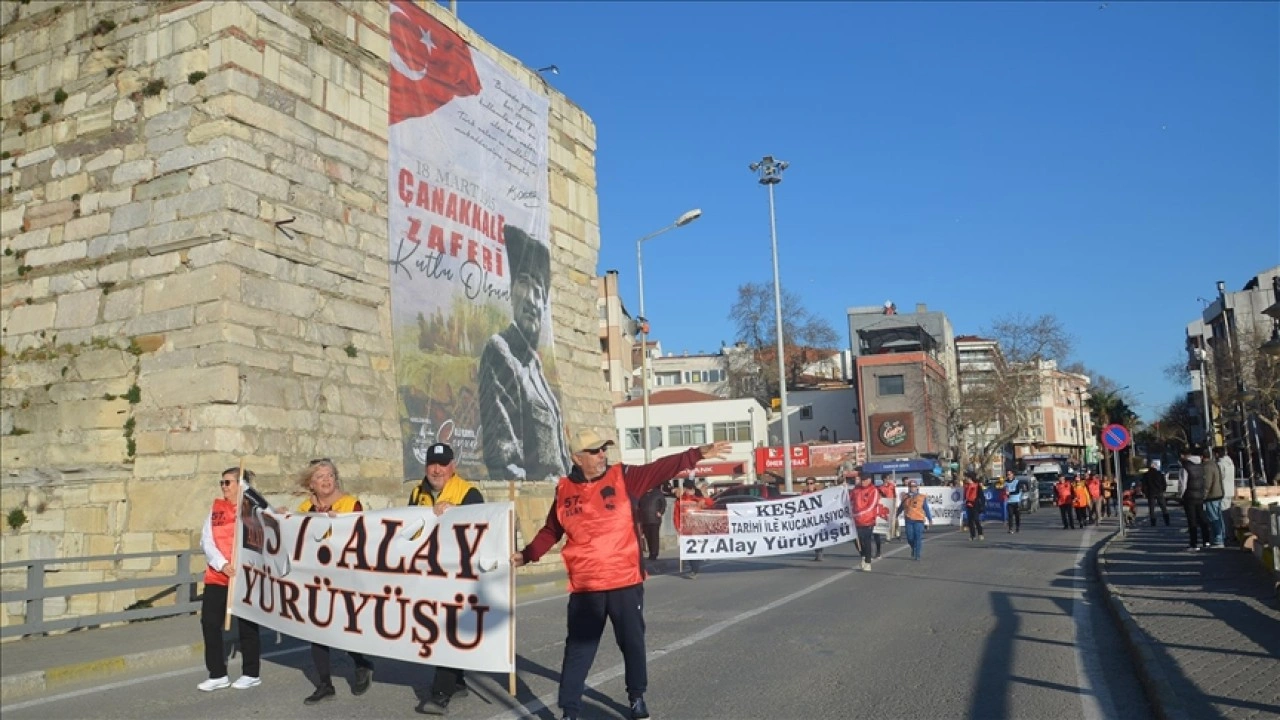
[519,447,704,564]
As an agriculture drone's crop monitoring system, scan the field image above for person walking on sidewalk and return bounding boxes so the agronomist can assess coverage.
[1055,476,1075,529]
[963,473,985,540]
[409,443,484,716]
[1214,447,1237,544]
[511,430,732,720]
[1201,451,1226,548]
[1177,446,1216,551]
[803,477,825,561]
[850,474,881,570]
[894,480,933,560]
[296,459,374,705]
[638,485,666,565]
[198,467,263,692]
[1140,461,1171,527]
[674,478,713,577]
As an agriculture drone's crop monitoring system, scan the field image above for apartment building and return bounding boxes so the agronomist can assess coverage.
[614,389,767,481]
[1010,360,1094,465]
[597,271,639,404]
[955,335,1008,477]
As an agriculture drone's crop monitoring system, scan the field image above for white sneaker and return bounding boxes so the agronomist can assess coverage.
[232,676,261,690]
[198,676,230,692]
[861,560,871,572]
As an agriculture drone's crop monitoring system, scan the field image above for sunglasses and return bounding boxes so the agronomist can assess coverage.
[580,447,607,456]
[220,479,235,487]
[309,458,332,465]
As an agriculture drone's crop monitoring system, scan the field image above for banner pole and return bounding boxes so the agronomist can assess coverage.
[223,459,245,631]
[507,481,517,697]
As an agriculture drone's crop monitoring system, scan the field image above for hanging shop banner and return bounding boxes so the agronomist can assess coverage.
[677,487,854,560]
[386,0,570,482]
[232,501,515,672]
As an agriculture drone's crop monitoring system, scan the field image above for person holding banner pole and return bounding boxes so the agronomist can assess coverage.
[894,479,933,560]
[674,478,713,577]
[296,460,374,705]
[409,443,484,715]
[850,475,880,572]
[803,477,825,561]
[198,468,262,692]
[511,430,731,720]
[874,476,896,557]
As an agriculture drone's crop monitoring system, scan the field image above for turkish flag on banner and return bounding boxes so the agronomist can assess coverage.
[389,0,482,125]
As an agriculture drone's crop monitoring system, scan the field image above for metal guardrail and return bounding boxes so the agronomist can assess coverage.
[0,550,201,639]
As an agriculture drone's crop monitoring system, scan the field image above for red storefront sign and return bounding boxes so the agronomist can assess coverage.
[754,445,811,471]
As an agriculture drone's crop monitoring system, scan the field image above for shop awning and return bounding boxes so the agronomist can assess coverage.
[861,459,935,474]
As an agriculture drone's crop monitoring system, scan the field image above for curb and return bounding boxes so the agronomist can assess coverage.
[1,642,204,701]
[1095,531,1191,720]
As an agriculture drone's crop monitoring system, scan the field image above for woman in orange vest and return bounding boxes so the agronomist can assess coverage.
[894,479,933,560]
[1073,476,1092,530]
[297,459,373,705]
[673,478,714,577]
[198,467,262,692]
[1086,474,1103,526]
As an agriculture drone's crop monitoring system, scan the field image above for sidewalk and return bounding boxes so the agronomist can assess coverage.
[0,558,585,702]
[1098,521,1280,720]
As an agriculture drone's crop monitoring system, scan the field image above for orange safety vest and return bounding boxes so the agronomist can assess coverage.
[900,493,929,522]
[1086,478,1102,499]
[1073,485,1091,509]
[203,498,236,587]
[557,464,643,593]
[1054,482,1073,506]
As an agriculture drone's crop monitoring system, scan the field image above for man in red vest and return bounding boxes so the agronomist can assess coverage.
[512,430,731,720]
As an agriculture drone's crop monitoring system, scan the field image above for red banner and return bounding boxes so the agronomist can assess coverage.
[755,445,811,471]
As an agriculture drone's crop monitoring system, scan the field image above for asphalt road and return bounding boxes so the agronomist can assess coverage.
[6,510,1153,719]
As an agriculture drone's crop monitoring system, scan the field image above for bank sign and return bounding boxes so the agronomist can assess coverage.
[755,445,810,471]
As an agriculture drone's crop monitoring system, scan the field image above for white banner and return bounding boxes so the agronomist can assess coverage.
[874,496,895,536]
[678,487,854,560]
[233,503,515,673]
[895,486,965,526]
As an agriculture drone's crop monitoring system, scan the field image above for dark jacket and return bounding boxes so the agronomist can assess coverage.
[1182,462,1207,503]
[1140,468,1165,498]
[638,487,666,525]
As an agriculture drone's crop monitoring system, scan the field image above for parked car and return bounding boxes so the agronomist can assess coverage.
[710,483,784,501]
[1164,468,1182,502]
[1011,475,1038,513]
[711,494,761,510]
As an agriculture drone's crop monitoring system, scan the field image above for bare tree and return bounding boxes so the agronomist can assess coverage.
[726,282,839,406]
[1208,326,1279,470]
[951,314,1074,474]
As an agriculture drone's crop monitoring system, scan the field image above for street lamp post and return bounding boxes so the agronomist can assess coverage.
[637,208,703,463]
[750,155,794,493]
[747,406,758,484]
[1193,348,1214,448]
[1072,387,1088,470]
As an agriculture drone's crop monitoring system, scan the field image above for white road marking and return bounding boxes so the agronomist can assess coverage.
[484,544,909,719]
[1071,526,1117,720]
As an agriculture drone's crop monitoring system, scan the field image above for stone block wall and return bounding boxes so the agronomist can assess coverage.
[0,0,606,632]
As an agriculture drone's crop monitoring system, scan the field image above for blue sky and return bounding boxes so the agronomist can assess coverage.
[446,1,1279,421]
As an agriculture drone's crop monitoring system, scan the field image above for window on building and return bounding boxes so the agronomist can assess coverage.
[713,421,750,443]
[878,375,905,396]
[799,405,813,420]
[655,371,681,386]
[598,303,607,321]
[625,427,663,450]
[668,424,706,446]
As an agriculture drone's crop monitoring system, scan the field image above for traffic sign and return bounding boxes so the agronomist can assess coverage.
[1101,424,1131,451]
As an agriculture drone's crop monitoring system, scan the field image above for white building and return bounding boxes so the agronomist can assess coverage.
[614,389,767,482]
[774,387,859,445]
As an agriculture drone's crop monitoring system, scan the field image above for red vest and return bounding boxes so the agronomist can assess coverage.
[1054,482,1073,506]
[877,483,895,499]
[203,498,236,587]
[557,465,643,593]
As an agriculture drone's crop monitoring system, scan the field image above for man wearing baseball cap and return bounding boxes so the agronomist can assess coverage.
[408,443,483,714]
[512,429,731,720]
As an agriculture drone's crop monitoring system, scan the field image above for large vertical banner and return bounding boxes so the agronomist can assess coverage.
[387,1,571,483]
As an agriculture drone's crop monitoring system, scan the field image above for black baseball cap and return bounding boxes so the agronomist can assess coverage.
[426,443,454,465]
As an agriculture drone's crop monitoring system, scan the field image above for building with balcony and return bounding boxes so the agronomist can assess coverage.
[1010,360,1094,466]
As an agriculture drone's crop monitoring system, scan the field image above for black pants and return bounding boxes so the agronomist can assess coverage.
[966,507,983,538]
[856,526,875,562]
[641,523,660,560]
[1184,501,1210,547]
[1075,506,1089,527]
[559,583,646,716]
[200,584,261,679]
[1146,494,1170,526]
[311,643,373,687]
[1059,504,1075,529]
[430,665,465,697]
[1007,504,1021,531]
